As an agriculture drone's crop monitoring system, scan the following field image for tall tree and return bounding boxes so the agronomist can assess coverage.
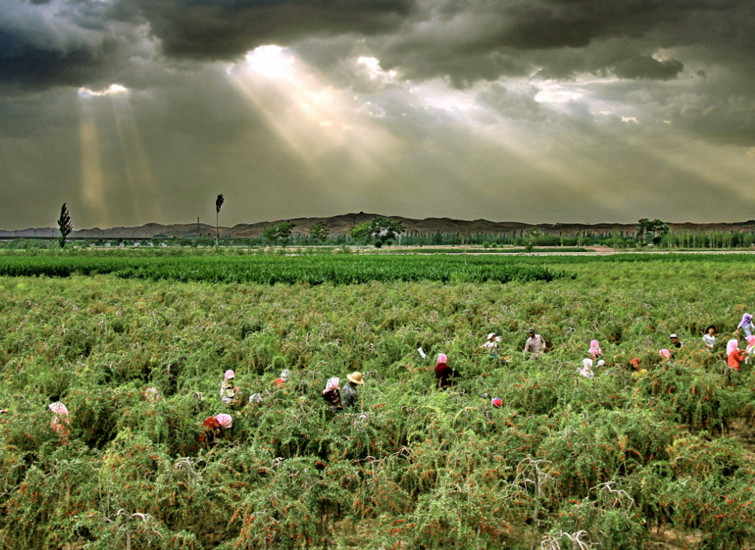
[57,203,73,249]
[637,218,669,247]
[349,217,405,247]
[309,221,329,243]
[262,221,295,247]
[215,194,224,245]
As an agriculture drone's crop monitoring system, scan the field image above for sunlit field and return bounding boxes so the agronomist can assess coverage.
[1,251,753,549]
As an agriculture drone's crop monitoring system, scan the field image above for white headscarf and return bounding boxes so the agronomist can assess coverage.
[49,402,68,415]
[323,377,339,395]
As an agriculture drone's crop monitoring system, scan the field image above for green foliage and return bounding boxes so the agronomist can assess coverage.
[349,216,405,246]
[262,221,295,247]
[0,251,568,285]
[0,256,754,549]
[56,203,73,249]
[309,221,329,243]
[637,218,670,246]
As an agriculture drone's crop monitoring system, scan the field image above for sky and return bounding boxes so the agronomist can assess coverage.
[1,0,754,229]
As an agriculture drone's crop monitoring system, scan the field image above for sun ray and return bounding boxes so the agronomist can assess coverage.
[110,93,162,222]
[78,101,108,225]
[225,45,401,197]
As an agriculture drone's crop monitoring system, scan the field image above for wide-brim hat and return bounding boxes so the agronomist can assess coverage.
[347,371,364,385]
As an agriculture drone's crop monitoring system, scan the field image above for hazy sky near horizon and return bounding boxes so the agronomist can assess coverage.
[2,0,754,229]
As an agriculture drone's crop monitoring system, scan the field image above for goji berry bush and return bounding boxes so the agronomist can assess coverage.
[0,252,753,549]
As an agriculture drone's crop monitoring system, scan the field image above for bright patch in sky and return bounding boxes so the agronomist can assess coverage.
[78,84,129,98]
[243,45,294,79]
[357,56,397,83]
[534,82,583,104]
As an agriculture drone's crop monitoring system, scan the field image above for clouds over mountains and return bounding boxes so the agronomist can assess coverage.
[1,0,754,228]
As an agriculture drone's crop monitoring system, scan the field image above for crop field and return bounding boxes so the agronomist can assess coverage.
[0,251,754,549]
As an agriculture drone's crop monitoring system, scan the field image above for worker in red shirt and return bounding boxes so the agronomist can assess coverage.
[727,339,745,370]
[435,353,456,389]
[271,369,291,388]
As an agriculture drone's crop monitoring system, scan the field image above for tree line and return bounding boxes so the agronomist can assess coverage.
[47,203,755,250]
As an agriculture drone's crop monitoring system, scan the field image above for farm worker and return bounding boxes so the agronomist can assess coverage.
[702,326,717,350]
[669,334,683,349]
[579,358,594,379]
[596,359,606,368]
[322,377,342,411]
[745,335,755,363]
[144,387,162,402]
[479,393,502,407]
[49,402,70,442]
[524,329,546,357]
[199,416,222,445]
[220,370,238,405]
[341,372,364,408]
[738,313,754,337]
[435,353,456,389]
[727,339,745,371]
[215,413,233,429]
[480,333,501,356]
[271,369,291,387]
[249,393,263,404]
[588,340,603,359]
[659,348,672,361]
[630,358,647,378]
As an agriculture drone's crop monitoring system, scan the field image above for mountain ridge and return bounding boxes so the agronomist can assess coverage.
[3,214,755,238]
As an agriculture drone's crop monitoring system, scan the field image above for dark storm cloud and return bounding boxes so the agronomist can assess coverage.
[3,0,751,91]
[0,0,154,90]
[112,0,415,60]
[611,56,684,81]
[375,0,752,85]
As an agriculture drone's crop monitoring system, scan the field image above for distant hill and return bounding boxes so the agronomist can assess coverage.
[3,214,755,239]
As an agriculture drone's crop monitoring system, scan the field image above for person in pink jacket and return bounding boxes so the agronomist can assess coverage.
[588,340,603,359]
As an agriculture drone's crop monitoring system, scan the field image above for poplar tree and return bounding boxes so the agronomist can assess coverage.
[57,203,73,249]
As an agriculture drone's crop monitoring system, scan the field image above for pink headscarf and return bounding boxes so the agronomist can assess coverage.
[746,335,755,353]
[659,349,671,359]
[49,402,69,437]
[323,377,339,395]
[215,413,233,429]
[588,340,602,355]
[224,370,235,381]
[436,353,448,365]
[49,402,68,415]
[726,339,739,356]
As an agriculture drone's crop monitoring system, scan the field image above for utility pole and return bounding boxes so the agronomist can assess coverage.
[197,217,200,238]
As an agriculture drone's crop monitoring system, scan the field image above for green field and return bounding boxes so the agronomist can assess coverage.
[0,251,754,549]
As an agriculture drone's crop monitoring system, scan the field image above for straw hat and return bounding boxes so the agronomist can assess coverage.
[347,371,364,385]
